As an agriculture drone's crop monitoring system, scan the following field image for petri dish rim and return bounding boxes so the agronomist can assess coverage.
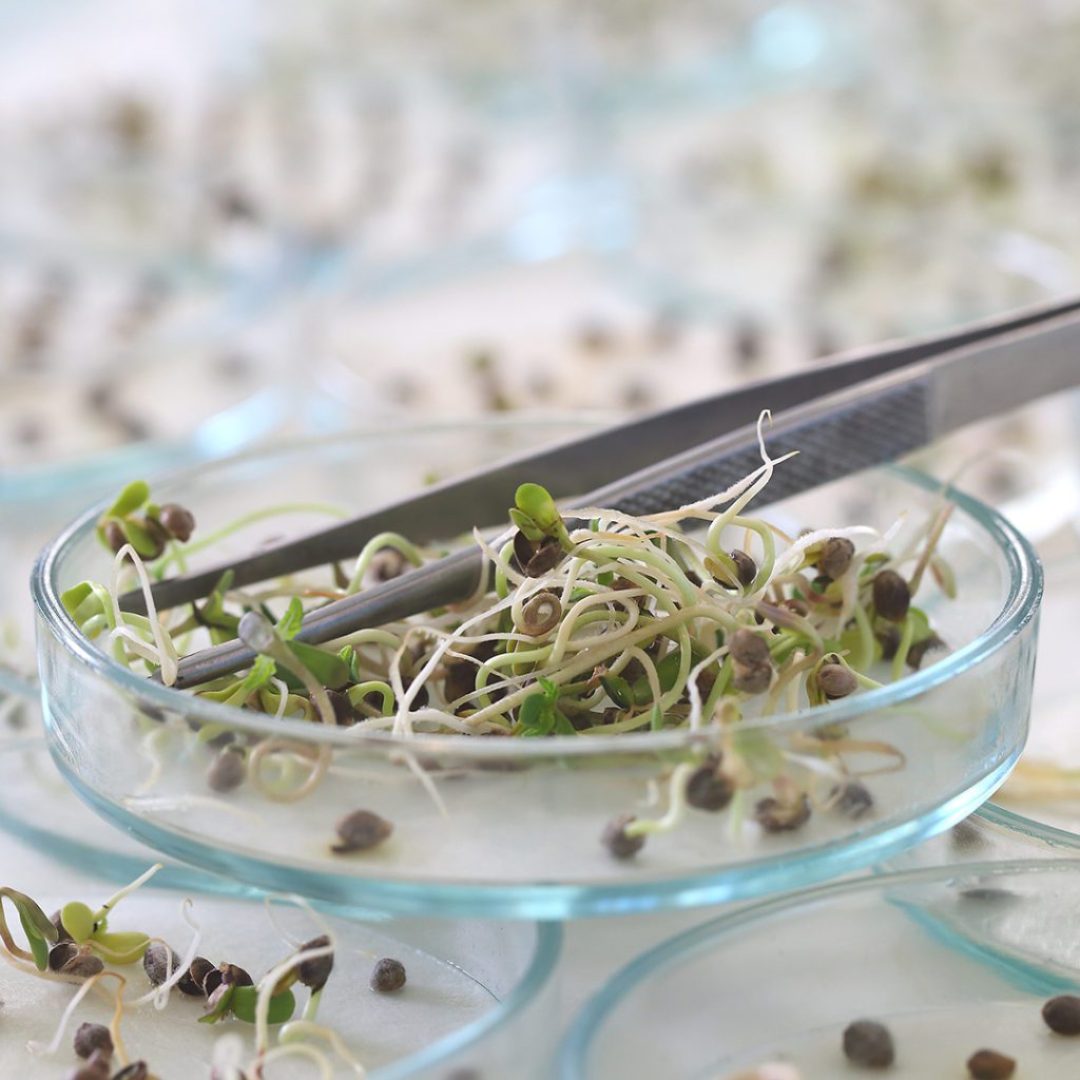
[556,857,1080,1079]
[31,422,1044,760]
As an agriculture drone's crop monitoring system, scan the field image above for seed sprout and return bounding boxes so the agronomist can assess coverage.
[63,420,963,864]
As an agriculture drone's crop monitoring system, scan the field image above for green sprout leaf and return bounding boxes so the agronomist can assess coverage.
[601,674,635,711]
[508,508,544,542]
[90,929,150,965]
[517,692,554,737]
[229,985,297,1025]
[1,889,59,971]
[120,519,161,559]
[281,642,349,691]
[107,480,150,518]
[60,901,95,944]
[277,598,304,641]
[515,484,561,532]
[199,983,236,1025]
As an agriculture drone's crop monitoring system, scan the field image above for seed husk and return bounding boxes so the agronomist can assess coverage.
[142,942,180,987]
[57,946,105,979]
[207,746,246,792]
[158,503,195,543]
[521,591,562,637]
[332,809,393,854]
[50,910,74,944]
[65,1055,111,1080]
[728,628,771,667]
[73,1022,113,1060]
[685,758,735,812]
[1043,994,1080,1035]
[817,662,857,700]
[204,962,254,998]
[512,532,564,578]
[842,1019,895,1068]
[298,935,334,992]
[112,1062,150,1080]
[370,957,407,993]
[755,794,811,834]
[602,813,645,859]
[818,537,855,580]
[178,956,215,997]
[103,521,127,553]
[830,781,873,819]
[966,1049,1015,1079]
[906,633,945,670]
[728,549,757,588]
[872,570,910,622]
[368,548,408,583]
[48,941,79,972]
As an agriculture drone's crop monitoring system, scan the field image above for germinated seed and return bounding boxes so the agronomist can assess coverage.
[103,521,126,553]
[732,660,772,695]
[818,536,855,580]
[73,1022,113,1060]
[158,503,195,543]
[755,794,811,834]
[1043,994,1080,1035]
[817,663,857,700]
[298,935,334,992]
[842,1019,895,1068]
[685,758,735,812]
[370,957,407,993]
[178,956,215,997]
[142,942,180,987]
[729,549,757,588]
[728,628,771,667]
[602,813,645,859]
[966,1048,1015,1079]
[207,746,246,793]
[333,809,394,854]
[872,570,910,622]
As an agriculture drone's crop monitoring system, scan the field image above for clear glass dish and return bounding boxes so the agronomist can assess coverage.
[560,859,1080,1079]
[33,422,1042,918]
[0,840,560,1080]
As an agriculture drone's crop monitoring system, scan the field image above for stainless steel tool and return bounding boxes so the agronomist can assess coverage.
[121,295,1080,688]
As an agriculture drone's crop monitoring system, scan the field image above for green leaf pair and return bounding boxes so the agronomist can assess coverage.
[59,900,149,965]
[199,983,297,1026]
[1,888,59,971]
[517,678,576,737]
[510,483,572,551]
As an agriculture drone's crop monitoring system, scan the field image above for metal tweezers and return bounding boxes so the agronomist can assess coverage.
[122,295,1080,689]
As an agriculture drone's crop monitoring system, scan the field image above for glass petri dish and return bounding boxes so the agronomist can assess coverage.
[33,422,1041,918]
[0,848,560,1080]
[560,860,1080,1079]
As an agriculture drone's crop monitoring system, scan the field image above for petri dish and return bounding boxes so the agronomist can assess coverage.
[33,422,1041,918]
[560,859,1080,1079]
[0,849,561,1080]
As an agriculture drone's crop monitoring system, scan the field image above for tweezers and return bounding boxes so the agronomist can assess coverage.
[122,294,1080,688]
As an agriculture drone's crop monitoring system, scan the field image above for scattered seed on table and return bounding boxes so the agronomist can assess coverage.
[602,813,646,859]
[333,809,394,854]
[966,1048,1015,1079]
[371,957,407,993]
[1043,994,1080,1035]
[73,1022,113,1060]
[842,1018,895,1068]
